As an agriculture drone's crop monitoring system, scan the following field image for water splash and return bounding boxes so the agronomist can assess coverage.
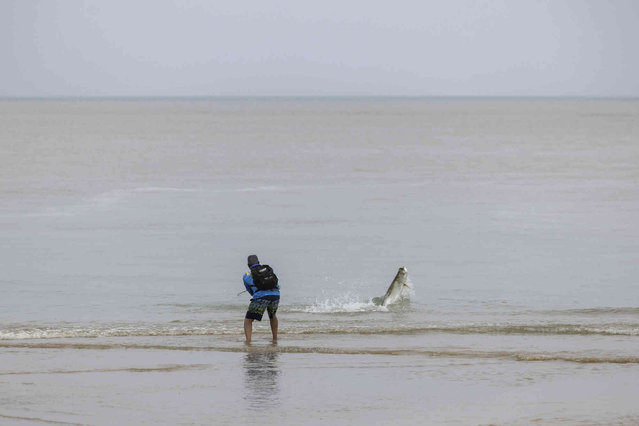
[290,293,388,313]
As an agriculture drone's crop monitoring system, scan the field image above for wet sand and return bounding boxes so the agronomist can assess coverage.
[2,334,639,425]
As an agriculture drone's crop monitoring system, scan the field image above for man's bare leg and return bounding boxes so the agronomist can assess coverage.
[244,318,253,344]
[269,314,278,343]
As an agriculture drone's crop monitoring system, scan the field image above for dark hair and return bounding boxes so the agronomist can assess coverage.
[247,254,259,266]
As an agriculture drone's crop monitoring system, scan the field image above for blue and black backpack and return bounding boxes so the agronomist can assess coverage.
[250,265,278,291]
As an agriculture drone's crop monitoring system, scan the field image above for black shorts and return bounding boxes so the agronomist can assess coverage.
[245,295,280,321]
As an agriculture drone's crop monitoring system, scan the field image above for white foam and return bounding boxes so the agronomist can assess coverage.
[0,325,237,340]
[291,294,388,313]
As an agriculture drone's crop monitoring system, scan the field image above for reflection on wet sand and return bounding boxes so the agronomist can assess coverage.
[243,349,281,408]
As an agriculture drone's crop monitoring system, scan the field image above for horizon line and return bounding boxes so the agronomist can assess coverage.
[1,95,638,101]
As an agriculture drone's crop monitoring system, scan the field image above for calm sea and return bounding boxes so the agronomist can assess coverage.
[1,99,638,425]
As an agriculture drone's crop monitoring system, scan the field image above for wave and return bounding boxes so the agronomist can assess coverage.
[0,341,636,364]
[0,364,207,376]
[0,325,237,340]
[159,297,637,317]
[2,322,637,340]
[539,307,639,316]
[0,413,82,425]
[296,324,639,337]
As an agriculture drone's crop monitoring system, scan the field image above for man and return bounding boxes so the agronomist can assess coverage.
[243,254,280,344]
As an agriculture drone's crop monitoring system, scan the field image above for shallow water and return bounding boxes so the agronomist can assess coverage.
[1,99,638,424]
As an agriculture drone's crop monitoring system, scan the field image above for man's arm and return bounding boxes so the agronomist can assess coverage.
[243,273,255,295]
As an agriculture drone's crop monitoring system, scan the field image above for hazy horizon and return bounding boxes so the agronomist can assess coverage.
[3,95,639,101]
[2,0,638,98]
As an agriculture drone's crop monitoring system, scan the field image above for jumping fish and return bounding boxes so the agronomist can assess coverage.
[372,267,411,307]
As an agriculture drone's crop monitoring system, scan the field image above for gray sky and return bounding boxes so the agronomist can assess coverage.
[1,0,638,97]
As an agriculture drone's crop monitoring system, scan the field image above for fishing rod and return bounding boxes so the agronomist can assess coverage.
[237,290,248,296]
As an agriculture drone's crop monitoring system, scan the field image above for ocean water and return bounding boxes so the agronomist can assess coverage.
[1,99,638,425]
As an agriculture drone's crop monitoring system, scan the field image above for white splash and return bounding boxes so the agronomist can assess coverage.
[293,293,388,314]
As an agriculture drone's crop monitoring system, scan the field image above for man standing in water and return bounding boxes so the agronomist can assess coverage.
[243,255,280,344]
